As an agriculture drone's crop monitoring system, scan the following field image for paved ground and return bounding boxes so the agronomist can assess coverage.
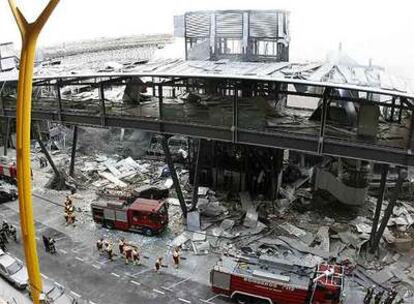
[0,197,228,304]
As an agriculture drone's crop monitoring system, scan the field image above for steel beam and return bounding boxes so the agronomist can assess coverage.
[1,109,414,167]
[371,167,407,251]
[69,126,78,177]
[369,164,389,251]
[161,135,187,217]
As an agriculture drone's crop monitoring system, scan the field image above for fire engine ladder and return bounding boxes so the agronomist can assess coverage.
[8,1,60,304]
[308,264,344,303]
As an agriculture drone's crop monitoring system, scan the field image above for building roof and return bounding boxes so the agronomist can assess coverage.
[1,57,412,99]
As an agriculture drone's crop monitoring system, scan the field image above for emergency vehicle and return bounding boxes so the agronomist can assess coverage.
[0,159,17,183]
[91,198,168,236]
[210,255,344,304]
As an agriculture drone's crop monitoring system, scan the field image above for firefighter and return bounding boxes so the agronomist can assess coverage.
[374,290,384,304]
[48,237,56,254]
[96,238,104,253]
[8,225,17,242]
[384,288,398,304]
[123,245,132,264]
[131,248,140,265]
[172,247,180,269]
[0,234,6,251]
[2,220,9,233]
[64,201,75,225]
[364,285,375,304]
[106,241,114,261]
[64,196,73,207]
[155,257,163,273]
[43,235,49,252]
[0,228,8,244]
[118,238,125,255]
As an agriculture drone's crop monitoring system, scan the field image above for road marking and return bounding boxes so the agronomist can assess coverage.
[59,249,67,254]
[111,272,120,278]
[92,264,101,270]
[153,288,165,295]
[70,291,81,298]
[54,282,64,288]
[130,280,141,286]
[178,298,191,303]
[200,294,222,303]
[89,301,97,304]
[71,244,89,253]
[165,276,191,289]
[75,256,84,262]
[40,273,49,279]
[161,286,172,291]
[97,259,111,265]
[132,269,152,276]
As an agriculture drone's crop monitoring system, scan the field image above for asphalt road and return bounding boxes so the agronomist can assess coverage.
[0,202,228,304]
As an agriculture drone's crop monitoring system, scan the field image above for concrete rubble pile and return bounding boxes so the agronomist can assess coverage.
[29,138,414,301]
[172,180,414,302]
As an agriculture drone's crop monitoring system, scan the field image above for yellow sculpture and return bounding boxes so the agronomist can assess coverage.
[7,1,60,303]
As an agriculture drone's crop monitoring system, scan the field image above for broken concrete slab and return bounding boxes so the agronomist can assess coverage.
[220,219,235,231]
[192,231,206,242]
[277,236,331,259]
[370,268,395,285]
[98,172,127,188]
[192,241,210,255]
[312,226,330,253]
[171,232,191,247]
[279,222,307,238]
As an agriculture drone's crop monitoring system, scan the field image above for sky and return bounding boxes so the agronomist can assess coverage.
[0,0,413,82]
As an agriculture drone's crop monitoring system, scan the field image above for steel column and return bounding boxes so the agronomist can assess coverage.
[56,80,62,121]
[317,88,331,154]
[99,83,106,126]
[161,135,187,217]
[0,82,5,115]
[191,138,202,210]
[158,84,163,120]
[369,164,389,251]
[371,167,407,251]
[3,117,10,156]
[408,108,414,152]
[232,85,238,143]
[69,126,78,177]
[37,138,61,180]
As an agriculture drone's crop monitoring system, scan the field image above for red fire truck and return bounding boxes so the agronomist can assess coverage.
[0,160,17,183]
[210,256,344,304]
[91,198,168,236]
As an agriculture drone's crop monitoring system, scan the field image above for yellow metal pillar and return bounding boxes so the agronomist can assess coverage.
[7,1,59,303]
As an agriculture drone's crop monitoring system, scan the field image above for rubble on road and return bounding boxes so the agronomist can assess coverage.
[26,139,414,303]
